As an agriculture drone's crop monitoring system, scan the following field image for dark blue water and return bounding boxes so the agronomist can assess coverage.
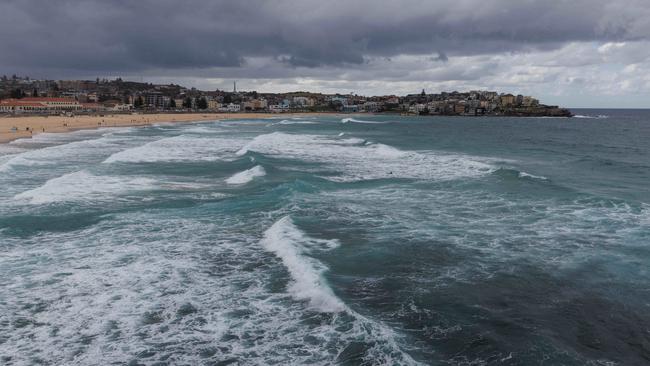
[0,110,648,365]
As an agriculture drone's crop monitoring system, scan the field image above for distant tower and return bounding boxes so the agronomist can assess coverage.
[421,89,426,97]
[233,81,237,93]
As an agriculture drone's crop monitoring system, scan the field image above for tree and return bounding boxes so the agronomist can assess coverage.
[169,98,176,109]
[223,94,232,104]
[182,97,192,109]
[196,97,208,110]
[134,96,143,108]
[10,88,25,99]
[32,88,39,97]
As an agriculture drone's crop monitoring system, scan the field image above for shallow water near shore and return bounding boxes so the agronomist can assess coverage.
[1,110,649,365]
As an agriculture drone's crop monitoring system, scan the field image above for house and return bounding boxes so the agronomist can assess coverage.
[342,104,359,113]
[226,103,240,112]
[362,101,380,112]
[207,100,220,110]
[500,94,516,106]
[243,99,268,111]
[292,96,314,107]
[269,104,290,113]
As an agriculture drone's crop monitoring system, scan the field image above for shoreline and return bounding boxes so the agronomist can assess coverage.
[0,112,339,144]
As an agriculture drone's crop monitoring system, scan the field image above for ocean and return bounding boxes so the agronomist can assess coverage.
[0,110,649,365]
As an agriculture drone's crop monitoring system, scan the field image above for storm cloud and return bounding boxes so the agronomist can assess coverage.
[2,0,650,106]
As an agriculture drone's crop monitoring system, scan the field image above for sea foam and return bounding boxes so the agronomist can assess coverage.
[13,171,157,204]
[573,114,609,119]
[260,216,345,312]
[236,132,494,182]
[341,117,387,124]
[103,135,244,163]
[518,171,548,180]
[226,165,266,185]
[0,135,120,172]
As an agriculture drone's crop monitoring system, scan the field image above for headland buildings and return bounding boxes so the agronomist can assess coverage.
[0,75,572,117]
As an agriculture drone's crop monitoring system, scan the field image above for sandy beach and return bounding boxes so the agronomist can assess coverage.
[0,112,324,143]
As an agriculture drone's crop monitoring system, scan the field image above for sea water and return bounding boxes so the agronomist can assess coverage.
[0,110,649,365]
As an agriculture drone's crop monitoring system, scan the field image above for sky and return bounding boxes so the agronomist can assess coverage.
[2,0,650,108]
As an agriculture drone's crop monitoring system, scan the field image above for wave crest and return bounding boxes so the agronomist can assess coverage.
[260,216,345,312]
[226,165,266,185]
[236,132,494,182]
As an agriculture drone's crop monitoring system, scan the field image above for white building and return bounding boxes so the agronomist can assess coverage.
[269,104,290,113]
[292,96,314,107]
[226,103,240,112]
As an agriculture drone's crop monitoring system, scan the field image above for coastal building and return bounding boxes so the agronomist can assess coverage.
[0,97,82,113]
[362,101,380,112]
[342,104,359,113]
[330,96,348,105]
[106,103,132,111]
[207,100,220,110]
[243,99,268,111]
[522,96,539,106]
[269,104,290,113]
[225,103,240,112]
[408,104,426,114]
[143,92,165,108]
[516,94,524,106]
[80,102,104,111]
[292,96,314,107]
[500,94,516,106]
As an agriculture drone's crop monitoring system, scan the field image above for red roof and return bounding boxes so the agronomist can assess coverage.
[0,97,80,107]
[20,97,77,103]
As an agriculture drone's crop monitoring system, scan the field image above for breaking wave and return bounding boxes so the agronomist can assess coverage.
[274,119,319,125]
[341,117,387,124]
[260,216,344,312]
[103,135,245,164]
[259,216,421,364]
[573,114,609,119]
[0,135,120,172]
[226,165,267,185]
[13,171,157,204]
[236,132,494,182]
[518,171,548,180]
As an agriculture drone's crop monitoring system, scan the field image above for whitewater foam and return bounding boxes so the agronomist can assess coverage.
[341,117,387,124]
[236,132,494,182]
[275,119,319,125]
[573,114,609,119]
[13,171,157,204]
[518,171,548,180]
[103,135,245,163]
[259,217,421,364]
[0,135,122,173]
[260,216,344,312]
[226,165,267,185]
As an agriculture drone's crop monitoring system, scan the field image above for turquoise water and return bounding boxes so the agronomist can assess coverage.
[1,111,649,365]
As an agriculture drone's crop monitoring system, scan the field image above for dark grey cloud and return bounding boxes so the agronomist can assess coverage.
[1,0,649,78]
